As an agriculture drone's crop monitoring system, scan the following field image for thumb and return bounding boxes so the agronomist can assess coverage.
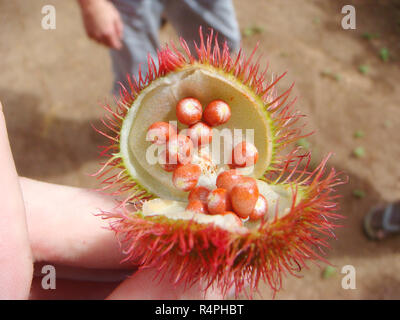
[0,101,33,299]
[106,268,223,300]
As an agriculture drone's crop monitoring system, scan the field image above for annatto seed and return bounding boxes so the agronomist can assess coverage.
[203,99,231,127]
[176,97,203,126]
[207,188,232,215]
[249,194,268,221]
[158,149,178,172]
[187,122,212,147]
[188,186,211,204]
[166,134,194,165]
[172,164,201,192]
[216,169,243,192]
[186,200,208,214]
[230,177,259,219]
[221,211,243,226]
[231,141,259,168]
[146,121,177,145]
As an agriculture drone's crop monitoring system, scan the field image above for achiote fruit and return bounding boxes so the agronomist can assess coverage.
[94,28,344,298]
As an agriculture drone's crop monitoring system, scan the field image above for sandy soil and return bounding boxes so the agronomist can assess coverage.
[0,0,399,299]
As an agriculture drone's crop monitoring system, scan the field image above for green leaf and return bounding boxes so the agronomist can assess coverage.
[362,32,379,40]
[358,64,369,74]
[242,26,264,37]
[333,73,342,81]
[321,70,341,82]
[354,130,365,138]
[353,146,366,158]
[322,266,337,279]
[313,17,321,25]
[379,48,390,62]
[296,138,310,150]
[384,120,392,128]
[353,189,366,199]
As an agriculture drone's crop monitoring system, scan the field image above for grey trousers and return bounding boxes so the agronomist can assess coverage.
[110,0,241,94]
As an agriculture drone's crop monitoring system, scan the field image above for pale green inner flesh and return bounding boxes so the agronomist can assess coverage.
[141,180,296,232]
[120,65,273,201]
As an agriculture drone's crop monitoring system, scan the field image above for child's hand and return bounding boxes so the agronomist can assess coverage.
[78,0,123,50]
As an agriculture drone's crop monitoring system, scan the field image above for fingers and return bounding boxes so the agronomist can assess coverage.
[114,16,123,40]
[30,276,120,300]
[32,262,132,283]
[80,0,123,50]
[87,25,122,50]
[107,268,223,300]
[100,31,122,50]
[0,101,33,299]
[20,177,129,270]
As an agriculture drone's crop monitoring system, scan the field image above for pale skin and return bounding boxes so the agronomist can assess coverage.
[78,0,123,50]
[0,101,221,299]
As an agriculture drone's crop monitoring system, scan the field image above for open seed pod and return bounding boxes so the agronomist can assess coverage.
[94,28,344,298]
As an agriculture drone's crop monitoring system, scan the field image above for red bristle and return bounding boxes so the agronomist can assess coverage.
[100,152,344,298]
[93,27,345,298]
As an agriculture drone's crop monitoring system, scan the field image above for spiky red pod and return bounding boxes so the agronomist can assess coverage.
[94,27,345,297]
[102,152,344,298]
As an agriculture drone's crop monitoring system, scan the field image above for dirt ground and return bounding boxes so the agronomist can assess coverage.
[1,0,399,299]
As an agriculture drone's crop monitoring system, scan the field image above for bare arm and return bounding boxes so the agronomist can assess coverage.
[77,0,123,49]
[0,102,33,299]
[0,100,221,299]
[20,177,125,270]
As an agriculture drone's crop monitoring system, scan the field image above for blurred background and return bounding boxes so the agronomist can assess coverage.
[1,0,399,299]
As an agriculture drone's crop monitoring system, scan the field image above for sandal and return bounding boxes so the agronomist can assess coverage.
[363,201,400,240]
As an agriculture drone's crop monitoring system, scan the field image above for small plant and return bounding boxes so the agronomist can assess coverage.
[312,17,321,25]
[352,189,366,199]
[384,120,392,128]
[361,32,379,40]
[353,146,366,158]
[322,266,337,279]
[358,64,369,74]
[354,130,365,138]
[379,48,390,62]
[242,25,264,37]
[321,70,341,81]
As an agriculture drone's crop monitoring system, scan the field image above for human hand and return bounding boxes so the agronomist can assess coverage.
[78,0,123,50]
[0,101,222,299]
